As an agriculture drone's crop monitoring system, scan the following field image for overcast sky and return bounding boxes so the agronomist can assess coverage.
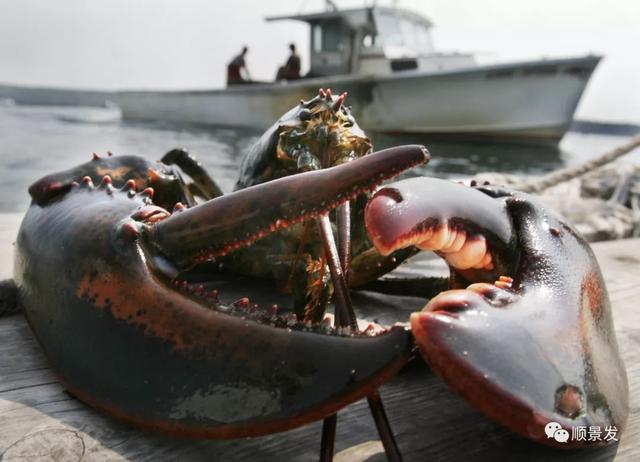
[1,0,638,123]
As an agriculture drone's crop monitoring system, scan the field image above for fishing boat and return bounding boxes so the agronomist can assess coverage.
[116,5,601,141]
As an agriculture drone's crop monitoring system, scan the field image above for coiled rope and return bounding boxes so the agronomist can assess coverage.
[520,135,640,194]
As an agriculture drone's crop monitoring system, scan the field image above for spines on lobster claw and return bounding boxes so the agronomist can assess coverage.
[28,155,159,204]
[146,145,429,268]
[26,153,195,212]
[366,179,628,448]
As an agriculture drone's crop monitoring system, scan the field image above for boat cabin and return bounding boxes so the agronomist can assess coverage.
[266,6,475,77]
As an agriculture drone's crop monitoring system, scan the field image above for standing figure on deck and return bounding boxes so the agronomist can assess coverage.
[276,43,301,82]
[227,46,251,85]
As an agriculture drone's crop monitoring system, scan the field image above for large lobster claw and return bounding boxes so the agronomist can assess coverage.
[365,178,629,447]
[15,146,427,439]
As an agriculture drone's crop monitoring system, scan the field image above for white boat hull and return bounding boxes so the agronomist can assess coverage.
[115,56,600,142]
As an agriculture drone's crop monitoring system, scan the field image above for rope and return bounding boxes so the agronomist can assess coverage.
[519,135,640,194]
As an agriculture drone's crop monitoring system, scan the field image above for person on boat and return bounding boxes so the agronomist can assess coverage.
[227,46,251,85]
[275,43,301,82]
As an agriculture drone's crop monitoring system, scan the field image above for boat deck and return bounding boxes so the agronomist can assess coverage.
[0,213,638,461]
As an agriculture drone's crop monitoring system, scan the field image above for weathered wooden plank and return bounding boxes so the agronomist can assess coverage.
[0,227,638,460]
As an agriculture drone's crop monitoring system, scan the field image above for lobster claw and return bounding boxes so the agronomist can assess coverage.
[365,178,629,447]
[16,146,427,439]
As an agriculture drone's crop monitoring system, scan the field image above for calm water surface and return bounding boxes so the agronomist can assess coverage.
[1,104,637,213]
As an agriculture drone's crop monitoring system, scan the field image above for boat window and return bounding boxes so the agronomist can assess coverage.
[414,23,434,51]
[376,13,403,47]
[486,69,515,79]
[522,64,557,76]
[312,21,344,53]
[399,18,415,47]
[564,65,592,78]
[374,10,434,52]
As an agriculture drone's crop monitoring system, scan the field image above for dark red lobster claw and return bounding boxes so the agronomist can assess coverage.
[366,178,629,448]
[15,146,427,439]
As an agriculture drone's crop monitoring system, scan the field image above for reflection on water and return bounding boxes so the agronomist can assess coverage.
[0,105,636,213]
[373,133,564,178]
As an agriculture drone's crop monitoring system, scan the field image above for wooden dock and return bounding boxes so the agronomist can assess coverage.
[0,215,638,461]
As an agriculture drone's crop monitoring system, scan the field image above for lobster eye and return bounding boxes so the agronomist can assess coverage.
[299,108,312,121]
[345,114,355,127]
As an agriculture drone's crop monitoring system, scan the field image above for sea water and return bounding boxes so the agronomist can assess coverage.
[1,104,637,214]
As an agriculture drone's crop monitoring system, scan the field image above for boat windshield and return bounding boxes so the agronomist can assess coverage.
[373,9,434,53]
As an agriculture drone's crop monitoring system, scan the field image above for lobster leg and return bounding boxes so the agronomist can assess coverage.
[162,147,225,200]
[318,201,401,462]
[317,212,348,462]
[337,202,351,281]
[320,414,338,462]
[368,392,402,462]
[317,213,357,330]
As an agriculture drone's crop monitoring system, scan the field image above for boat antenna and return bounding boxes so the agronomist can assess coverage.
[325,0,338,11]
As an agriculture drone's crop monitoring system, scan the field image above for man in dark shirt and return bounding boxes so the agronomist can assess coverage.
[227,46,251,85]
[276,43,301,81]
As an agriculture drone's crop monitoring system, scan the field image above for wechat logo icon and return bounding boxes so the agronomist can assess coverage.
[545,421,569,443]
